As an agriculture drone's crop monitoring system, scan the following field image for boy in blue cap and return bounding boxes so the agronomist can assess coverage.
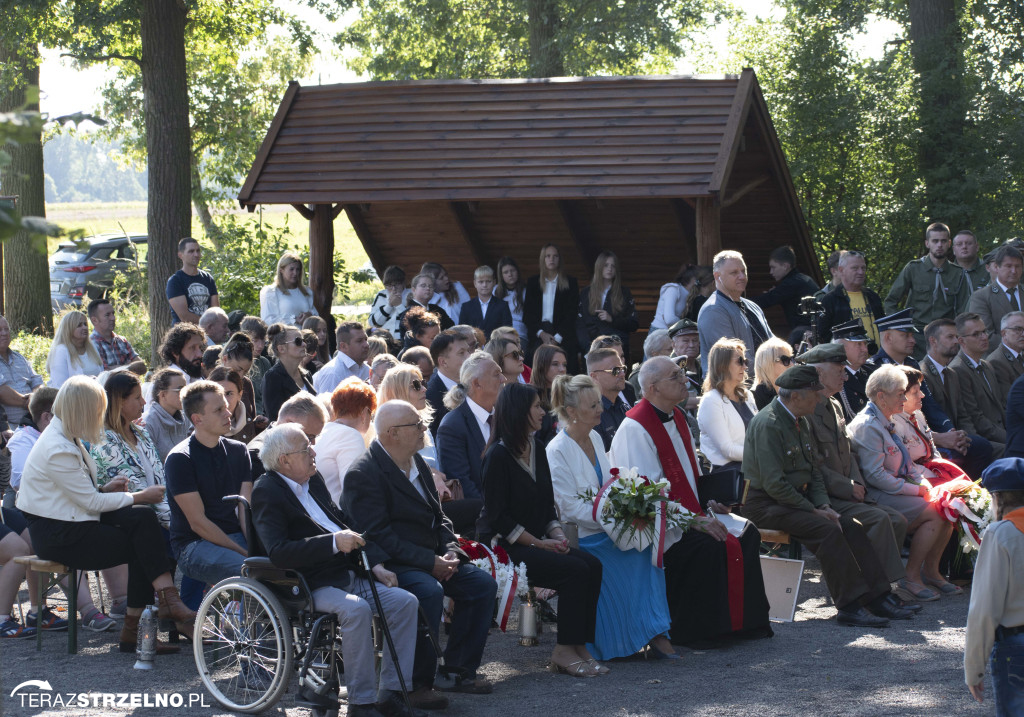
[965,457,1024,714]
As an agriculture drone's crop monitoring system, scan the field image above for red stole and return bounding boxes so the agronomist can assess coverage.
[626,399,745,631]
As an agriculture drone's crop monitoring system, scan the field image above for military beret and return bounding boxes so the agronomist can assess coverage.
[668,319,699,338]
[875,308,918,333]
[831,319,869,342]
[775,364,824,391]
[981,458,1024,493]
[797,343,848,365]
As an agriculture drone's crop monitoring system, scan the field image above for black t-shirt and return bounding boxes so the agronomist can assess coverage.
[165,435,251,555]
[166,269,218,323]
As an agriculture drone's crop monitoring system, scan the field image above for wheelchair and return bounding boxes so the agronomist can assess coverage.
[192,496,392,716]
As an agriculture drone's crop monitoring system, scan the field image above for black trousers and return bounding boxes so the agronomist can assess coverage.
[24,506,171,609]
[503,543,602,645]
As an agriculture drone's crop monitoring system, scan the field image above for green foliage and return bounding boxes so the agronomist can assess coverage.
[9,330,52,383]
[43,133,147,203]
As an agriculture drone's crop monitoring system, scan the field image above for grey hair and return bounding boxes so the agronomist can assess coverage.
[712,249,745,273]
[371,352,401,373]
[638,356,675,395]
[644,329,671,358]
[1001,311,1024,331]
[837,251,865,268]
[278,393,329,424]
[259,423,307,473]
[443,350,495,410]
[864,363,908,397]
[198,306,229,330]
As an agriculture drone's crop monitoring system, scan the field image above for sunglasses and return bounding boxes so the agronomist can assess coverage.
[595,365,627,376]
[411,379,425,391]
[735,356,748,366]
[504,350,525,361]
[776,355,793,366]
[287,336,304,347]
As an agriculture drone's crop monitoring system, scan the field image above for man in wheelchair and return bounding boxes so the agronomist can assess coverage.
[251,423,425,717]
[342,401,498,708]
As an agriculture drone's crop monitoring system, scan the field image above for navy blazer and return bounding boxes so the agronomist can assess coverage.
[426,371,451,438]
[436,400,487,500]
[1007,375,1024,458]
[459,297,513,338]
[340,441,459,574]
[251,470,387,591]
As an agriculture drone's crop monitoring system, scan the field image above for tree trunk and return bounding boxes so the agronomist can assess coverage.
[140,0,191,359]
[528,0,564,77]
[906,0,969,225]
[0,41,53,334]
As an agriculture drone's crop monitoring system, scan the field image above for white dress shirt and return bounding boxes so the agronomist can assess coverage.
[278,472,343,554]
[465,396,492,443]
[540,278,562,343]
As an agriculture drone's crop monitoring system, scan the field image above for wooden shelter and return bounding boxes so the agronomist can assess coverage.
[239,70,821,350]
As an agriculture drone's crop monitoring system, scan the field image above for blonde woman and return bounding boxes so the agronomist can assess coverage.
[259,251,318,326]
[697,338,758,469]
[47,310,103,387]
[524,243,581,372]
[750,336,795,410]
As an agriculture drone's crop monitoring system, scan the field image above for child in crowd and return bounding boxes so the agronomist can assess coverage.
[460,266,513,337]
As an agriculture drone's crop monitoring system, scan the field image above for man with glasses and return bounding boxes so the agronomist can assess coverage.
[949,313,1007,458]
[987,311,1024,397]
[587,347,632,451]
[831,320,872,420]
[370,265,412,336]
[884,222,958,357]
[817,250,884,354]
[342,400,497,707]
[611,356,772,647]
[969,245,1024,347]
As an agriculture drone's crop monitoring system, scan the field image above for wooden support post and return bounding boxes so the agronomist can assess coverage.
[449,202,490,267]
[556,200,599,268]
[696,196,721,265]
[308,204,337,320]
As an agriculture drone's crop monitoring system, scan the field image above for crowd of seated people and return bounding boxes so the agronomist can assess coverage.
[3,228,1024,712]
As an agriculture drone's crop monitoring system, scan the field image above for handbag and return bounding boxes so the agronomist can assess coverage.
[441,478,464,503]
[697,465,748,508]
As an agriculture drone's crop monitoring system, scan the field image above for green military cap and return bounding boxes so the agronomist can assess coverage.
[796,343,847,365]
[775,364,824,391]
[668,319,699,338]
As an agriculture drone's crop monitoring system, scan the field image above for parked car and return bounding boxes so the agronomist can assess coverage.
[50,232,147,310]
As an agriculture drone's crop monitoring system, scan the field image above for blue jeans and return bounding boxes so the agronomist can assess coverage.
[992,632,1024,717]
[177,532,247,586]
[397,564,496,688]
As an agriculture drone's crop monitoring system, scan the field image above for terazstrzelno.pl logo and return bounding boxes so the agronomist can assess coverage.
[10,680,210,709]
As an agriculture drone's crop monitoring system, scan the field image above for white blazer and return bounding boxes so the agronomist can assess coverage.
[546,429,609,539]
[16,416,134,522]
[696,388,757,468]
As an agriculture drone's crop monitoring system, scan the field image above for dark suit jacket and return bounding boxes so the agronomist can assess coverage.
[426,370,452,437]
[459,297,513,337]
[920,356,968,433]
[251,470,387,591]
[1007,375,1024,458]
[576,285,639,359]
[523,274,579,365]
[340,441,459,574]
[969,283,1016,347]
[436,400,487,500]
[481,439,558,544]
[948,353,1006,443]
[261,361,314,422]
[988,343,1024,399]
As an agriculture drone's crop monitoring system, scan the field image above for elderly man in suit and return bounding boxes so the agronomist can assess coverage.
[341,400,497,704]
[949,313,1007,459]
[697,249,774,373]
[987,311,1024,398]
[1007,376,1024,458]
[251,423,424,717]
[969,245,1023,347]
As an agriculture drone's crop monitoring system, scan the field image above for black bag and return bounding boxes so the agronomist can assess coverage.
[697,466,748,508]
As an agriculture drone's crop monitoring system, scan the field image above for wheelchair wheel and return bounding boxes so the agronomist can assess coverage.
[193,577,293,714]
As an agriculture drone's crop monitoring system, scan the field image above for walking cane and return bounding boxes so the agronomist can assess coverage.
[359,550,414,713]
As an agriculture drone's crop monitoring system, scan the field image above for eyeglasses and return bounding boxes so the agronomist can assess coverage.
[594,365,627,377]
[655,370,685,383]
[1005,326,1024,335]
[285,443,313,456]
[503,350,525,361]
[411,379,425,391]
[962,330,988,340]
[776,355,793,366]
[392,419,427,431]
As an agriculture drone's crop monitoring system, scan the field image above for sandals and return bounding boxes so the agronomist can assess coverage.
[922,576,964,595]
[895,579,940,602]
[586,659,610,674]
[548,660,598,678]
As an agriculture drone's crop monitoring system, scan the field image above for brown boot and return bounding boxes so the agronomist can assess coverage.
[157,586,197,636]
[119,613,180,655]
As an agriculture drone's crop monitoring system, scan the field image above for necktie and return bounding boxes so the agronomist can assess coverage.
[1009,287,1020,312]
[976,363,994,395]
[932,267,948,304]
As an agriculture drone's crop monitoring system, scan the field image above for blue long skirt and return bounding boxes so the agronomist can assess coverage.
[580,532,671,661]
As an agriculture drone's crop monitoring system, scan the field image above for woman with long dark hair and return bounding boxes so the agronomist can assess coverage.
[481,383,604,677]
[682,266,715,321]
[524,244,580,372]
[576,251,639,359]
[494,256,528,346]
[529,344,568,446]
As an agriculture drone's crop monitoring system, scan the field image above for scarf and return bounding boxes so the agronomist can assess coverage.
[1005,507,1024,536]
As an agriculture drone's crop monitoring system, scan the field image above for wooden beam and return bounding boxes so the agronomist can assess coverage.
[720,175,769,209]
[238,80,301,208]
[448,201,490,267]
[696,196,721,264]
[308,204,335,320]
[343,204,388,276]
[708,68,755,196]
[291,203,314,220]
[556,200,600,268]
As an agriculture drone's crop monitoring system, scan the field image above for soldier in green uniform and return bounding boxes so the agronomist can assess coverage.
[742,365,907,627]
[799,343,919,614]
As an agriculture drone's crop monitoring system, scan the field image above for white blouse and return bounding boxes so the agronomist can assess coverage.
[47,343,103,388]
[316,421,369,505]
[260,284,318,327]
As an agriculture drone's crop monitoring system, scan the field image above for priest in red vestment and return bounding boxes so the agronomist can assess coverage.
[610,356,772,648]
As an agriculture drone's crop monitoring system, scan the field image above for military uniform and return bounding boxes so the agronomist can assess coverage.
[883,256,959,331]
[950,259,989,314]
[742,396,893,610]
[948,352,1007,457]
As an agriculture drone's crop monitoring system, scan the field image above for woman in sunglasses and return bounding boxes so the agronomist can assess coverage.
[696,338,758,470]
[751,337,796,410]
[317,376,377,505]
[262,324,316,421]
[483,336,525,385]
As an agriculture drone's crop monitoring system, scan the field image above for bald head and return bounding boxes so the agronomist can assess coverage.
[374,399,426,466]
[638,356,676,394]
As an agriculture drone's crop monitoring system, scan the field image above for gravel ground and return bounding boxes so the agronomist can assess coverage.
[1,554,993,717]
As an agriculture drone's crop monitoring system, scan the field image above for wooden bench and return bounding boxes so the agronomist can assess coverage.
[758,529,803,561]
[14,556,78,654]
